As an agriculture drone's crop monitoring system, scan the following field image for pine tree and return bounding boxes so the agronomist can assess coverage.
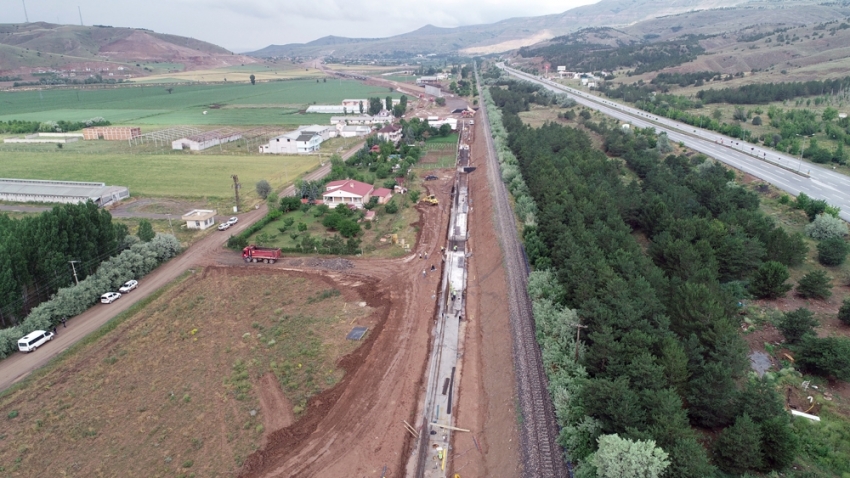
[796,270,832,299]
[713,413,763,474]
[778,308,818,344]
[137,220,155,243]
[749,261,792,299]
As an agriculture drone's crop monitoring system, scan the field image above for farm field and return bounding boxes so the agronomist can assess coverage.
[132,61,324,83]
[0,151,319,197]
[0,79,403,126]
[0,267,380,477]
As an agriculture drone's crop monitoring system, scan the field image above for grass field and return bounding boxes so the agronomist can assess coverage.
[0,152,319,197]
[0,79,403,126]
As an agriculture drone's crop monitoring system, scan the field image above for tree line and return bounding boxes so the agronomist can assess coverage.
[0,117,111,134]
[486,80,810,476]
[0,203,128,327]
[697,76,850,104]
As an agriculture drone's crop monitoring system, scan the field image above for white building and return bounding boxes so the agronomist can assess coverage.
[330,115,386,126]
[181,209,217,230]
[425,85,442,98]
[306,105,347,114]
[339,125,372,138]
[300,124,336,141]
[172,131,242,151]
[429,117,458,131]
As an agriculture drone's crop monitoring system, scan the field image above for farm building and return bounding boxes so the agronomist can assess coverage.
[259,126,325,154]
[372,188,393,204]
[342,99,368,110]
[172,130,242,151]
[429,117,458,131]
[299,124,336,141]
[83,126,141,141]
[4,133,83,144]
[330,115,386,126]
[0,178,129,206]
[377,124,402,144]
[181,209,217,230]
[323,179,374,209]
[306,105,347,114]
[338,125,372,138]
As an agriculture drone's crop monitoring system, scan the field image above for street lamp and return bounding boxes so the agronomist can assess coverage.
[796,133,814,172]
[166,214,174,236]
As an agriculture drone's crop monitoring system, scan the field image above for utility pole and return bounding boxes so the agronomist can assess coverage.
[21,0,29,22]
[571,321,588,362]
[69,261,80,286]
[78,6,84,26]
[231,174,241,212]
[166,213,174,235]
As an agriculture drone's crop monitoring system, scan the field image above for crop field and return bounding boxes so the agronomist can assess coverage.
[0,267,379,476]
[0,79,402,126]
[0,151,319,197]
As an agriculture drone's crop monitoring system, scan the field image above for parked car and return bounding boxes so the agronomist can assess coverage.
[18,330,54,353]
[217,222,231,231]
[425,175,438,181]
[119,280,138,293]
[227,216,238,225]
[100,292,122,304]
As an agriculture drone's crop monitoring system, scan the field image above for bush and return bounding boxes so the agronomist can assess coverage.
[279,196,301,212]
[0,234,180,359]
[713,414,763,474]
[256,180,271,199]
[752,116,762,126]
[226,234,247,250]
[778,308,818,344]
[749,261,793,299]
[805,213,848,240]
[797,336,850,381]
[796,270,832,299]
[409,190,420,202]
[818,237,849,266]
[839,298,850,326]
[385,200,399,214]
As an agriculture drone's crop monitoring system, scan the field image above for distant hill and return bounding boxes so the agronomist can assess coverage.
[0,22,256,80]
[246,0,751,58]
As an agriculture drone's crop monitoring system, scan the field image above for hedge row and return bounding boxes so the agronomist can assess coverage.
[0,234,181,359]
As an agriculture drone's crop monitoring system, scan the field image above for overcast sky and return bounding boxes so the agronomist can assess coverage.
[3,0,600,52]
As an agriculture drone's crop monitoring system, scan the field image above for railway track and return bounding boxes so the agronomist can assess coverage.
[475,70,568,478]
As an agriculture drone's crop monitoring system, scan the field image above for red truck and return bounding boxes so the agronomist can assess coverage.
[242,245,281,264]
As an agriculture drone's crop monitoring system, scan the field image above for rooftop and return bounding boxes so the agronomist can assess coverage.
[0,178,127,201]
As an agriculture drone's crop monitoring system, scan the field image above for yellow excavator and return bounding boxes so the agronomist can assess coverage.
[421,194,439,205]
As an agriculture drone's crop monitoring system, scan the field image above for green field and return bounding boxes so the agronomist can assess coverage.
[0,79,402,126]
[0,152,319,197]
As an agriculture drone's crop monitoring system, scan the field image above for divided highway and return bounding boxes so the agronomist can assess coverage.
[500,64,850,223]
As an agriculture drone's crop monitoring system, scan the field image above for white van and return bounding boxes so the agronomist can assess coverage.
[18,330,55,353]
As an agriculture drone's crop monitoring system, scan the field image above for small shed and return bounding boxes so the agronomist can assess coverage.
[181,209,217,230]
[373,187,393,204]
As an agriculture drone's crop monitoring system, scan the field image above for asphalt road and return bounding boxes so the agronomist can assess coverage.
[500,65,850,223]
[0,145,354,393]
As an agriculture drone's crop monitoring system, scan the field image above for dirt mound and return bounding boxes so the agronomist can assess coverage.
[288,257,354,270]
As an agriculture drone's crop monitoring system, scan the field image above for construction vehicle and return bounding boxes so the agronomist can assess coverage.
[421,194,439,205]
[242,245,281,263]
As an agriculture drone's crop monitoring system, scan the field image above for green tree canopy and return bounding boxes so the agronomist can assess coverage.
[255,179,271,199]
[796,270,832,299]
[137,220,155,243]
[713,413,763,474]
[817,237,849,266]
[839,298,850,326]
[749,261,792,299]
[591,434,670,478]
[778,307,818,344]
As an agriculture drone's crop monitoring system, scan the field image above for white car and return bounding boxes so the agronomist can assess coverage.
[227,216,238,225]
[119,280,138,293]
[100,292,122,304]
[217,222,231,231]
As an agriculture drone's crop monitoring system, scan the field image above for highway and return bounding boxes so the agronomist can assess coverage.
[499,64,850,223]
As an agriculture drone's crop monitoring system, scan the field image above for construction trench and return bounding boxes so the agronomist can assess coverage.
[407,121,475,477]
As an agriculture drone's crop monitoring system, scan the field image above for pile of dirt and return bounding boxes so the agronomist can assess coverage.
[288,257,354,270]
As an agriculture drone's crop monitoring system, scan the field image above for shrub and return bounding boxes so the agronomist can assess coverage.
[796,270,832,299]
[385,200,399,214]
[227,234,247,250]
[839,298,850,326]
[713,414,763,474]
[752,116,762,125]
[796,336,850,381]
[749,261,792,299]
[297,222,307,232]
[279,196,301,212]
[778,308,818,344]
[409,190,420,203]
[818,237,849,266]
[805,213,848,240]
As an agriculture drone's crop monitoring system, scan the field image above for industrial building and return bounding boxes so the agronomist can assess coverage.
[259,125,332,154]
[425,85,442,98]
[83,127,141,141]
[0,178,129,206]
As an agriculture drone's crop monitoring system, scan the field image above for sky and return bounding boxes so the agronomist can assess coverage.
[3,0,600,52]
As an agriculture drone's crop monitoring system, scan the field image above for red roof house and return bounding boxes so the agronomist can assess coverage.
[323,179,375,209]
